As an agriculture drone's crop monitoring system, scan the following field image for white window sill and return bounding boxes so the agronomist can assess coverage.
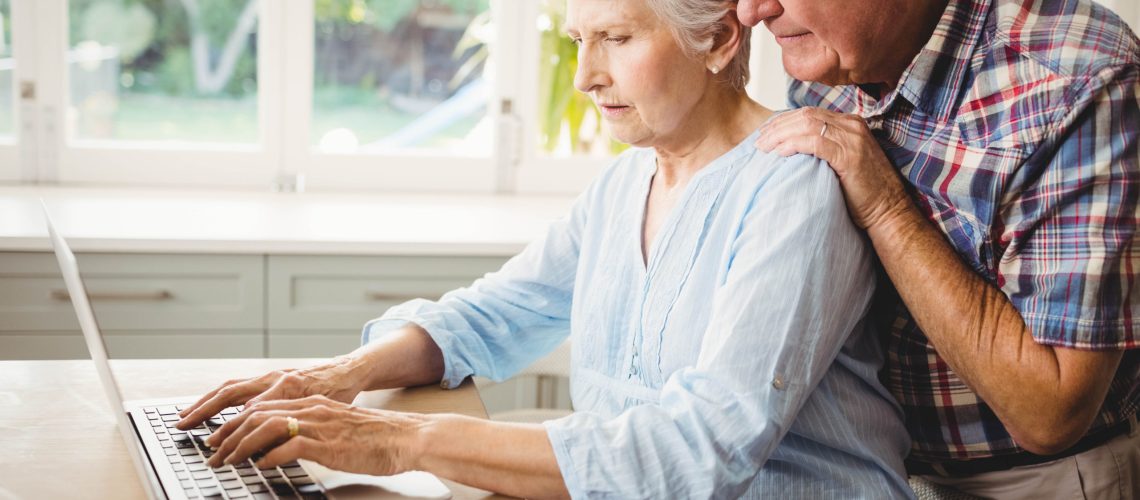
[0,186,575,256]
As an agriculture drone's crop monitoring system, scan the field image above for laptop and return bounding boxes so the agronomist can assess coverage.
[42,202,452,500]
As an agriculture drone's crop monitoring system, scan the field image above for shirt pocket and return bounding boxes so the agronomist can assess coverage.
[904,142,1023,282]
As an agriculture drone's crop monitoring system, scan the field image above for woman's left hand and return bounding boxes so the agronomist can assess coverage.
[204,395,426,475]
[756,108,912,231]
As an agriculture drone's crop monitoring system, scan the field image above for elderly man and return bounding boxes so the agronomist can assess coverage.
[741,0,1140,496]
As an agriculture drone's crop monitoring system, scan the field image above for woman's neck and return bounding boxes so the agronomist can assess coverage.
[652,91,771,188]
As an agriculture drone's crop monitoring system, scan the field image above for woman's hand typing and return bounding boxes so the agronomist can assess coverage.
[174,355,370,431]
[203,395,426,475]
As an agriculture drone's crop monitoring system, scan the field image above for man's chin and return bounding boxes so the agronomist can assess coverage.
[782,56,849,86]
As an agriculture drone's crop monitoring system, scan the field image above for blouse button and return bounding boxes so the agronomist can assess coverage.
[772,376,785,391]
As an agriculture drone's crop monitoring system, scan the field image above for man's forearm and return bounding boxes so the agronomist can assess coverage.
[868,203,1121,454]
[411,415,569,499]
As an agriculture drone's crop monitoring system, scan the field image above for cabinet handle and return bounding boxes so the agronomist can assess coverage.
[50,289,174,301]
[363,291,424,302]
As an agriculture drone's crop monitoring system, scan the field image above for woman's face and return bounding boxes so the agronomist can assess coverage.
[566,0,711,148]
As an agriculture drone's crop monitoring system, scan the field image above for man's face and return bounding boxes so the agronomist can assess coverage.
[737,0,898,86]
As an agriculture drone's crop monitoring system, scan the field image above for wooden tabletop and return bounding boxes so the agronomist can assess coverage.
[0,359,502,499]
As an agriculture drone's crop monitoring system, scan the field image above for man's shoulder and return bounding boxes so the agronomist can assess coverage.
[956,0,1139,144]
[989,0,1139,79]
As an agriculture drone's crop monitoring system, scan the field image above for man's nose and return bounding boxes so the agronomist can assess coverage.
[737,0,782,27]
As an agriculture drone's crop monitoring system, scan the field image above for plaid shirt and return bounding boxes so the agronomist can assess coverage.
[790,0,1140,463]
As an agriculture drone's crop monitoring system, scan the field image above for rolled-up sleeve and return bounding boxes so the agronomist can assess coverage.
[361,188,593,387]
[544,158,878,498]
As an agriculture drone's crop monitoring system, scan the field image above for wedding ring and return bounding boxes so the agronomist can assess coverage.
[820,122,829,137]
[286,416,299,439]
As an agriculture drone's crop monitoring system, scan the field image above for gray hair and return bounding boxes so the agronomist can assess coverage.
[645,0,751,92]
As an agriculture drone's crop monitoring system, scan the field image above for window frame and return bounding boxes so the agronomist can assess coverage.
[7,0,790,196]
[0,0,27,182]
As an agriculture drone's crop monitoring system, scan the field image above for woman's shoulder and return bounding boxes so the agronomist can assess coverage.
[733,147,844,207]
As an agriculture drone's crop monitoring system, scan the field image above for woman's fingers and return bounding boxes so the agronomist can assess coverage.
[176,371,291,430]
[207,395,328,447]
[255,436,326,469]
[214,413,295,466]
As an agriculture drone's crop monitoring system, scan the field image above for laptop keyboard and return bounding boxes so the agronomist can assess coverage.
[145,404,327,500]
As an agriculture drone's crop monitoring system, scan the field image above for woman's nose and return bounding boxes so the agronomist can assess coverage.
[573,43,610,94]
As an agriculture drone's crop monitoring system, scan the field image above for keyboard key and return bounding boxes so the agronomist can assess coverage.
[176,471,190,480]
[171,463,186,472]
[251,493,274,500]
[188,463,208,472]
[295,484,325,500]
[282,467,307,478]
[221,479,244,490]
[185,456,205,465]
[247,483,268,493]
[179,448,199,457]
[215,472,237,481]
[268,477,293,495]
[199,487,223,499]
[242,475,263,485]
[237,468,259,477]
[192,471,213,481]
[165,449,178,457]
[221,408,238,416]
[260,469,281,478]
[180,479,194,489]
[176,440,195,450]
[157,406,179,415]
[289,476,314,486]
[191,429,211,437]
[162,415,181,423]
[228,490,250,498]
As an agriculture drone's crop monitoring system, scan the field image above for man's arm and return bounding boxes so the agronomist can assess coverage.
[869,200,1123,455]
[757,73,1139,453]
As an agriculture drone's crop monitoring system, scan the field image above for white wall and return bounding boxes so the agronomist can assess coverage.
[1098,0,1140,31]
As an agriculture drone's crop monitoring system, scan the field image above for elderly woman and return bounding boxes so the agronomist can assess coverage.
[177,0,912,497]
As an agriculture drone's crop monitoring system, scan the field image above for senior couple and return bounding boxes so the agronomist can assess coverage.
[176,0,1140,497]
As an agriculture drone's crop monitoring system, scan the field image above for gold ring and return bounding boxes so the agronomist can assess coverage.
[820,122,829,137]
[286,416,299,439]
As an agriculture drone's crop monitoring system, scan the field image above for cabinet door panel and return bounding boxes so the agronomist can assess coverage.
[268,255,507,331]
[0,253,264,331]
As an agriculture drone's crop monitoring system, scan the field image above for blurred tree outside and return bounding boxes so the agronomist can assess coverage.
[310,0,492,151]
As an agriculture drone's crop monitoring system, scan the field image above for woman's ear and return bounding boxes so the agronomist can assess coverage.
[707,10,745,72]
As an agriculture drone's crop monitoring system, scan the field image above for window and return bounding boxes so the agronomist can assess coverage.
[66,0,260,145]
[11,0,784,194]
[311,0,491,156]
[0,0,11,139]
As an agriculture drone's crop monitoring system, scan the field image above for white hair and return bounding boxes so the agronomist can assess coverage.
[645,0,751,91]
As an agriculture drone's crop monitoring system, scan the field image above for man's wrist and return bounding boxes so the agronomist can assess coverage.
[865,189,924,248]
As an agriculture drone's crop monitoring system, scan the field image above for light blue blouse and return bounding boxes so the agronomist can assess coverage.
[364,131,913,499]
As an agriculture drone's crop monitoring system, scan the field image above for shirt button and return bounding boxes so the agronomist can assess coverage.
[772,376,785,391]
[631,365,639,376]
[440,380,450,389]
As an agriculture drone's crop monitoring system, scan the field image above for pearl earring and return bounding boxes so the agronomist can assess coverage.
[710,64,720,74]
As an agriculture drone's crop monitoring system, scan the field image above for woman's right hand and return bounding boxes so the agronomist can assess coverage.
[175,355,367,430]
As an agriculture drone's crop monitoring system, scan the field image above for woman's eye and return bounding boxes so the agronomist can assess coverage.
[605,36,627,44]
